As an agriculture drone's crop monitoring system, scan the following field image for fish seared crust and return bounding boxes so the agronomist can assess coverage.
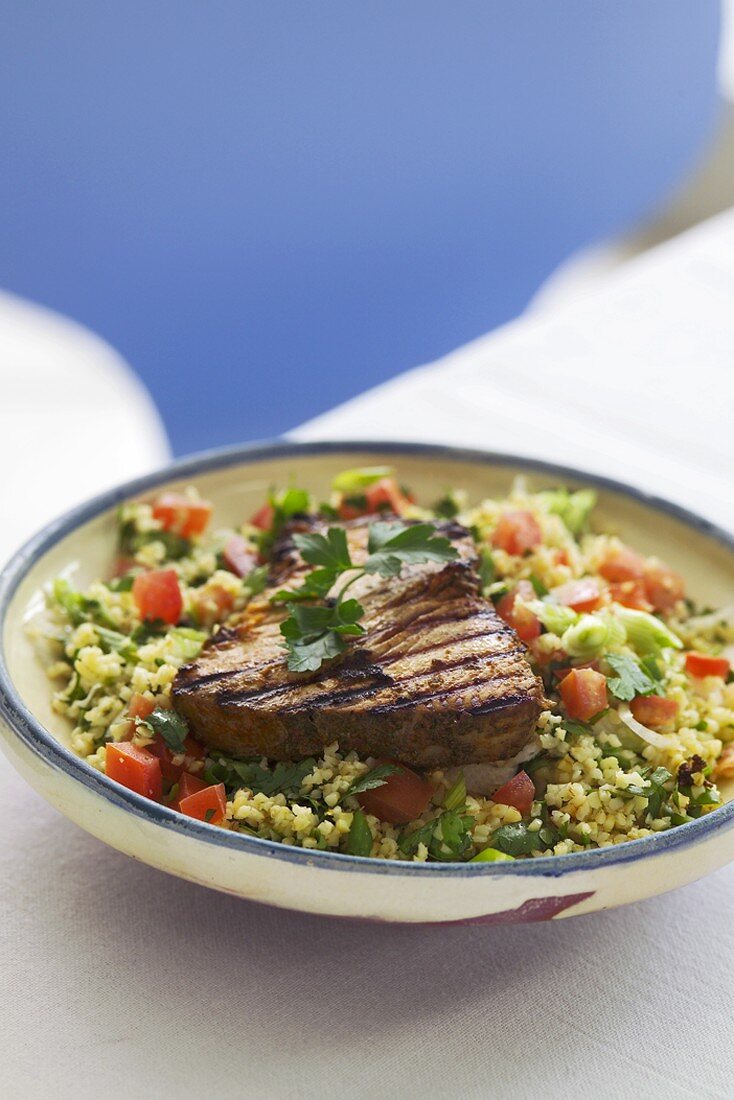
[172,518,546,768]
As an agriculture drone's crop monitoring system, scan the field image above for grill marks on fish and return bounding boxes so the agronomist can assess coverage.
[172,517,546,767]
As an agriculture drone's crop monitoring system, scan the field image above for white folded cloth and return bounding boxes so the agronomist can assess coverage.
[0,290,169,562]
[296,207,734,532]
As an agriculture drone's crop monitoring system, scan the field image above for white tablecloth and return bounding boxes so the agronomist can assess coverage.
[3,213,734,1098]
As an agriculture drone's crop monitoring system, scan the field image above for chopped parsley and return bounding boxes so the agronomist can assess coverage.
[142,707,189,753]
[346,809,373,857]
[604,653,658,702]
[490,822,550,857]
[275,521,458,672]
[347,763,400,797]
[204,754,315,799]
[399,809,474,862]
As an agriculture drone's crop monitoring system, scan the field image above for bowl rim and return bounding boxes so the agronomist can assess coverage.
[2,436,734,881]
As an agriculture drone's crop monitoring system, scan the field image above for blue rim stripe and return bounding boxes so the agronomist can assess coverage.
[1,437,733,880]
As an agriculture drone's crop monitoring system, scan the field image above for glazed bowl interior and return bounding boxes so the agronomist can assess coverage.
[2,441,734,923]
[7,444,734,763]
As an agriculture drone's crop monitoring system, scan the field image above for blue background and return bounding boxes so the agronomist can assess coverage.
[0,2,722,454]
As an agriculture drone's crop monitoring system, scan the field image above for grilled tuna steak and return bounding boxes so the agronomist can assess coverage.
[173,518,546,768]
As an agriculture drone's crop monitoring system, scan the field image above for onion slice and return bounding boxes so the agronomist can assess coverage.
[618,703,674,749]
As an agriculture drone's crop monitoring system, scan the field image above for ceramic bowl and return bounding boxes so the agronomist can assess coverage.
[2,440,734,925]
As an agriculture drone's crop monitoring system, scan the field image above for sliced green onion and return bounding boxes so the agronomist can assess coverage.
[443,773,467,811]
[346,809,374,857]
[332,466,395,493]
[94,625,137,660]
[470,847,515,863]
[559,610,627,658]
[614,607,683,655]
[538,488,597,536]
[528,599,578,636]
[529,574,549,597]
[561,614,610,657]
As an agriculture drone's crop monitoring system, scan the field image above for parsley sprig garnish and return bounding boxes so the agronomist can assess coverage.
[604,653,661,702]
[274,521,458,672]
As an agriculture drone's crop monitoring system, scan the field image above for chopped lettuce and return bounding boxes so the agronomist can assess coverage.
[614,607,682,655]
[538,488,597,537]
[562,612,626,658]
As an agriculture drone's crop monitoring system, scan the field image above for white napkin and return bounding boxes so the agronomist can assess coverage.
[296,207,734,532]
[0,290,169,562]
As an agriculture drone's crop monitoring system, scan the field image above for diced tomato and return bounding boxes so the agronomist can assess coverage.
[339,477,410,520]
[250,503,274,530]
[630,695,679,729]
[357,762,434,825]
[554,549,570,568]
[132,569,183,625]
[598,545,645,583]
[338,500,363,521]
[491,511,542,557]
[365,477,410,515]
[178,782,227,825]
[106,742,162,802]
[175,771,209,807]
[152,493,212,538]
[148,733,206,783]
[608,579,652,612]
[496,581,541,643]
[128,693,156,722]
[222,534,258,577]
[643,561,685,613]
[685,651,731,680]
[491,770,535,816]
[551,578,605,613]
[123,693,153,737]
[559,667,608,721]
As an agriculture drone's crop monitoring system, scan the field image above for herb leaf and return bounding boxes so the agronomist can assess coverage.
[272,567,337,603]
[142,707,189,753]
[442,773,467,811]
[204,754,315,798]
[365,522,458,577]
[346,809,374,856]
[294,528,353,572]
[278,520,457,672]
[257,486,311,555]
[283,631,348,673]
[399,819,436,857]
[491,822,549,857]
[244,565,269,596]
[562,718,595,739]
[605,653,658,702]
[646,766,673,820]
[399,807,474,862]
[433,492,460,519]
[478,547,495,592]
[348,763,400,796]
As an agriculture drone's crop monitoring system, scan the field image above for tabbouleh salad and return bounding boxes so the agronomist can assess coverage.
[40,467,734,863]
